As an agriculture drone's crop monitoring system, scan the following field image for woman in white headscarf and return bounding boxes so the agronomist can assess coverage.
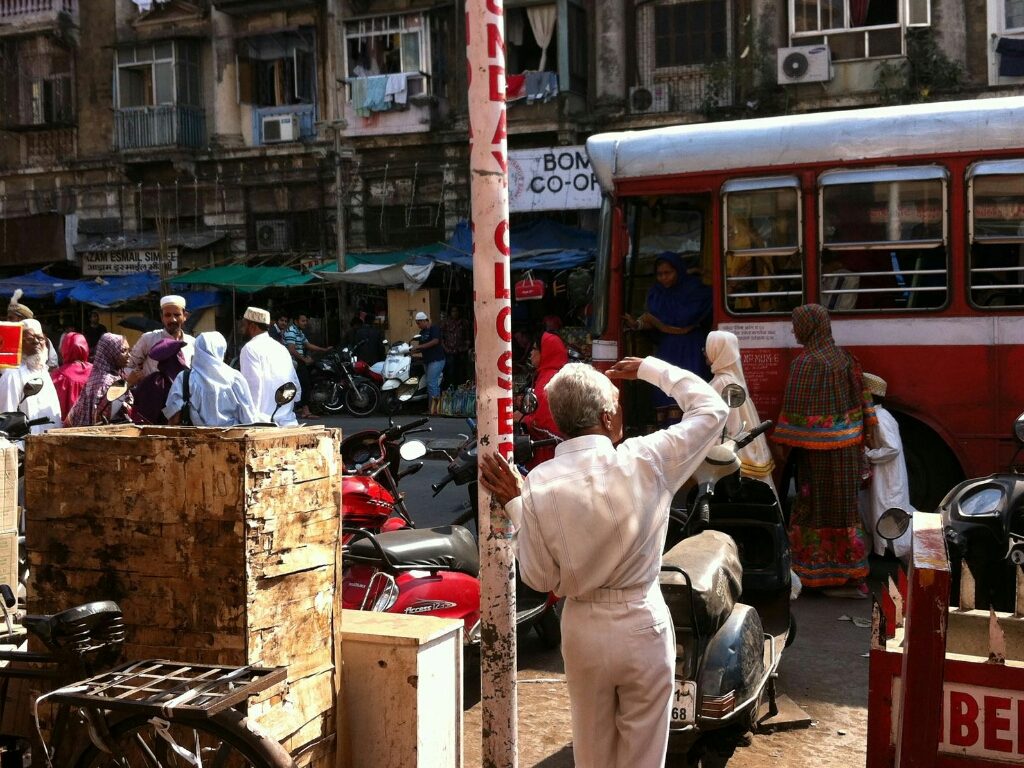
[705,330,776,495]
[164,332,257,426]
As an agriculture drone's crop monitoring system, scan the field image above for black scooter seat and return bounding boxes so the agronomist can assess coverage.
[660,530,743,637]
[348,526,480,576]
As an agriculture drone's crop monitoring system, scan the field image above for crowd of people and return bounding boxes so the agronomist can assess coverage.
[0,294,313,432]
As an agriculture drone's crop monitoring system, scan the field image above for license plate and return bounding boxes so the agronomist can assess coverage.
[672,680,696,725]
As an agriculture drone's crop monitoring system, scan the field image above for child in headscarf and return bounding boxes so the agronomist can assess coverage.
[520,331,569,467]
[772,304,878,596]
[50,332,92,420]
[624,252,712,425]
[704,330,776,496]
[164,332,257,426]
[67,333,131,427]
[129,339,187,425]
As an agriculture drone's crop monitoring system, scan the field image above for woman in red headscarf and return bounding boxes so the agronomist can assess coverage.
[50,332,92,420]
[521,331,569,467]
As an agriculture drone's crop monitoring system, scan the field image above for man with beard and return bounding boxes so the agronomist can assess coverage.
[0,319,62,435]
[239,306,300,425]
[125,295,195,386]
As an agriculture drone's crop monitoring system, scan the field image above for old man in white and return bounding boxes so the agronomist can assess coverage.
[239,306,300,425]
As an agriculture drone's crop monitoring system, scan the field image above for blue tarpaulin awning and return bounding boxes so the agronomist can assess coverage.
[67,273,160,308]
[437,219,596,271]
[0,270,86,303]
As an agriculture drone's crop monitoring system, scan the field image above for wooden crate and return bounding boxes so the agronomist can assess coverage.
[24,425,343,767]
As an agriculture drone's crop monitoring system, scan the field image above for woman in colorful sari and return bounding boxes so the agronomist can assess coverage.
[624,252,712,425]
[50,332,92,421]
[66,333,131,427]
[772,304,877,597]
[705,330,776,496]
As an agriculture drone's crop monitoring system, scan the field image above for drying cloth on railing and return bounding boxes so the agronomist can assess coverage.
[385,73,408,105]
[351,77,370,117]
[507,73,526,101]
[363,75,390,112]
[524,70,559,103]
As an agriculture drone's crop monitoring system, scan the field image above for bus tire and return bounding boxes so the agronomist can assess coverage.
[893,415,964,513]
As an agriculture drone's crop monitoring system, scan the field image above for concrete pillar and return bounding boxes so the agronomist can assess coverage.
[210,8,243,147]
[595,0,627,108]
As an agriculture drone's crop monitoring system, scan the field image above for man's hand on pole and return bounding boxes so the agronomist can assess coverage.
[480,453,522,509]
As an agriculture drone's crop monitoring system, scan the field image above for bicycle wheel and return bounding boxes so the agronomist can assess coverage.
[74,707,295,768]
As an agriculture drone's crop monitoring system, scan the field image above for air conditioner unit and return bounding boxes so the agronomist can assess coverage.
[777,45,833,84]
[629,83,671,115]
[261,114,299,143]
[256,219,290,251]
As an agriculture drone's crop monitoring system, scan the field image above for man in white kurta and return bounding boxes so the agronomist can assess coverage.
[0,320,61,435]
[862,373,914,560]
[239,307,300,426]
[125,295,195,384]
[481,356,727,768]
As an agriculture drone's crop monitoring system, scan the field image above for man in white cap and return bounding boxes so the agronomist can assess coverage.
[0,320,61,435]
[239,306,300,426]
[125,295,195,386]
[411,310,444,414]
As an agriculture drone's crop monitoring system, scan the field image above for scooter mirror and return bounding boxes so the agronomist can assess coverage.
[105,379,129,402]
[400,440,428,461]
[877,507,912,541]
[382,339,389,346]
[1015,411,1024,444]
[275,382,298,405]
[721,383,747,409]
[20,379,43,403]
[522,388,539,415]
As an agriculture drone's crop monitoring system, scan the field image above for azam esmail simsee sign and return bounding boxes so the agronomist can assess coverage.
[81,249,179,276]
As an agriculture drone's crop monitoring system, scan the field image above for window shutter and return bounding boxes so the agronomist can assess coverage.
[236,49,253,103]
[905,0,930,27]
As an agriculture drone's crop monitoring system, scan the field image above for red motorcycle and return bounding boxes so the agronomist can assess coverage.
[341,425,562,647]
[340,417,430,541]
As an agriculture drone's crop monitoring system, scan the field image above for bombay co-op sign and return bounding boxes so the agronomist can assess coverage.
[81,248,179,277]
[508,146,601,213]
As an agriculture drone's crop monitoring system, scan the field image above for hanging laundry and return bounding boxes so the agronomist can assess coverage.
[350,78,371,118]
[363,75,391,113]
[507,73,527,101]
[384,73,408,106]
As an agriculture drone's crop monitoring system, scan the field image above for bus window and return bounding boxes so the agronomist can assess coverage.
[722,177,802,315]
[819,167,948,311]
[969,163,1024,309]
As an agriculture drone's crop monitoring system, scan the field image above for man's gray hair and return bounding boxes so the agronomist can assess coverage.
[545,363,618,438]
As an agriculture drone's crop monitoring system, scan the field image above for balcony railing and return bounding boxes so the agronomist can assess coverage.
[0,0,77,26]
[114,105,206,151]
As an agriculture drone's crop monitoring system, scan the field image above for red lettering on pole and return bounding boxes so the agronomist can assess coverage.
[498,350,512,375]
[496,306,511,342]
[494,263,509,299]
[498,441,513,459]
[984,695,1013,753]
[491,111,507,145]
[949,691,980,747]
[492,150,507,174]
[486,0,502,13]
[494,219,509,256]
[487,22,504,58]
[498,397,514,435]
[489,65,505,102]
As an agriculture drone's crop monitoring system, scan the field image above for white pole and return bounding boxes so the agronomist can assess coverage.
[466,2,518,767]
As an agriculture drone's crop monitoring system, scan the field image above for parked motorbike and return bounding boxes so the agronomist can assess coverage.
[341,424,562,647]
[373,337,428,415]
[658,384,794,764]
[308,340,381,417]
[879,409,1024,612]
[340,416,431,541]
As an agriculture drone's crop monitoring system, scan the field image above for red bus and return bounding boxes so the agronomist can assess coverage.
[585,96,1024,509]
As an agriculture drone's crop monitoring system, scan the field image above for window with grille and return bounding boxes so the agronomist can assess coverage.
[115,41,201,107]
[654,0,728,67]
[968,161,1024,308]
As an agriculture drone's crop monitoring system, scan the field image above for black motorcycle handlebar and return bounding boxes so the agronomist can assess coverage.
[735,420,773,450]
[384,417,430,440]
[432,474,455,495]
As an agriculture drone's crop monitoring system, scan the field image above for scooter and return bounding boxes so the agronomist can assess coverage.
[340,416,431,540]
[307,340,381,417]
[340,425,562,647]
[373,337,428,415]
[659,384,794,764]
[881,409,1024,612]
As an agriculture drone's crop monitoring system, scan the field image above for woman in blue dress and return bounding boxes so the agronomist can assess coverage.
[624,252,712,425]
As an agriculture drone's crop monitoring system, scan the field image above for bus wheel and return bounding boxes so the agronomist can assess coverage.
[895,416,964,512]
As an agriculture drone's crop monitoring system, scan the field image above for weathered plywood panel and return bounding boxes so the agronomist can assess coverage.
[25,425,342,767]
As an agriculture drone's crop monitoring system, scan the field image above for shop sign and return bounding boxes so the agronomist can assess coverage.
[81,249,178,276]
[508,146,601,212]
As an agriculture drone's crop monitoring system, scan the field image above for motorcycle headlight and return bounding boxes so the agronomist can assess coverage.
[1015,412,1024,443]
[957,486,1004,518]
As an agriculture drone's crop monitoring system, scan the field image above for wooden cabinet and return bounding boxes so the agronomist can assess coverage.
[386,288,440,345]
[341,611,463,768]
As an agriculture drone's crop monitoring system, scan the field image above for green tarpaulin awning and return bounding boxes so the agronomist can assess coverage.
[168,265,315,292]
